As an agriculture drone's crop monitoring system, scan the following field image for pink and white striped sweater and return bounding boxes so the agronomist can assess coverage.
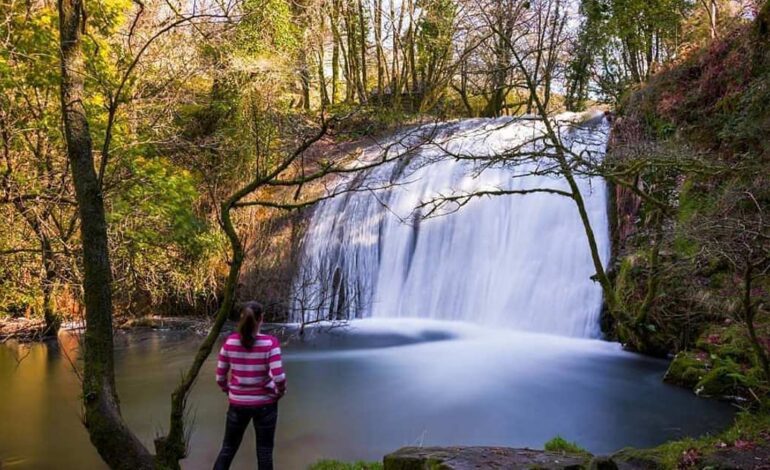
[215,333,287,407]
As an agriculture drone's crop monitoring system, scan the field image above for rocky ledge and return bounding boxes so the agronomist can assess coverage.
[383,447,600,470]
[383,445,770,469]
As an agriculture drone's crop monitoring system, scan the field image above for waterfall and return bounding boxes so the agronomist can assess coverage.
[290,112,612,338]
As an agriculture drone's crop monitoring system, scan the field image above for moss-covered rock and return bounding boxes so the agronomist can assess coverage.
[695,365,742,398]
[695,323,754,363]
[693,358,765,400]
[383,446,591,470]
[309,460,383,470]
[664,351,710,389]
[663,331,767,400]
[586,456,619,470]
[610,447,667,469]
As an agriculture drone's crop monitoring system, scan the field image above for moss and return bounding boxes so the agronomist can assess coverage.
[309,460,383,470]
[664,351,710,389]
[612,445,674,469]
[694,357,765,399]
[613,412,770,469]
[612,257,635,303]
[544,436,592,457]
[695,323,753,362]
[660,321,770,400]
[695,364,742,397]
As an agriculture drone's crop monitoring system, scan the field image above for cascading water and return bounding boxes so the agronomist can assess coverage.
[290,111,612,338]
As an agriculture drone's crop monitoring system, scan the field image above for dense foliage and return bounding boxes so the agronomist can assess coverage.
[607,4,770,401]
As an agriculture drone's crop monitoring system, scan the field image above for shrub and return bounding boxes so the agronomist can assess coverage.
[544,436,591,456]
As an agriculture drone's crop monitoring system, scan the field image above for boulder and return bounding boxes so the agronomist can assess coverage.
[383,446,591,470]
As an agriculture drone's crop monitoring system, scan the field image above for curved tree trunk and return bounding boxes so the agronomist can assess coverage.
[155,203,244,469]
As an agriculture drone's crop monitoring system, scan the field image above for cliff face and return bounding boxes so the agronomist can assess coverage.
[603,13,770,397]
[236,134,388,322]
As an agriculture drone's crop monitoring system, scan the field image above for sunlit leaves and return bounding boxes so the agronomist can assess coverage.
[236,0,300,57]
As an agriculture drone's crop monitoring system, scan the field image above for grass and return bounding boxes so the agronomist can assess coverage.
[543,435,591,456]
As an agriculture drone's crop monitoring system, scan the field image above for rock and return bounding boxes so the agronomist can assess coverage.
[663,351,709,389]
[383,446,591,469]
[588,456,618,470]
[695,366,737,397]
[609,448,665,470]
[700,444,770,469]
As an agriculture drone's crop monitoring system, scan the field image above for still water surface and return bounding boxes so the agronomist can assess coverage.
[0,319,734,469]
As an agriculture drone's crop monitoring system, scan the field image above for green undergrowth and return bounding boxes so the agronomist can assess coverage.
[308,460,383,470]
[544,435,591,457]
[613,411,770,469]
[664,321,770,400]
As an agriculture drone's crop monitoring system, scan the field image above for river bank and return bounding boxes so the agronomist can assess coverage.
[0,315,203,343]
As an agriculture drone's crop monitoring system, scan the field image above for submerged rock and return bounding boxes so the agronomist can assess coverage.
[383,446,591,469]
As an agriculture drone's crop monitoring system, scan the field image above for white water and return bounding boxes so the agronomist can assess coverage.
[291,112,612,338]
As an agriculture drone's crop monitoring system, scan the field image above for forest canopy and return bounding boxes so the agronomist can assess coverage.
[1,0,760,329]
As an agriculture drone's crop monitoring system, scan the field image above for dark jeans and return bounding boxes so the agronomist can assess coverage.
[213,403,278,470]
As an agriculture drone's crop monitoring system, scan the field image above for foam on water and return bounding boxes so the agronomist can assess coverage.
[291,112,611,338]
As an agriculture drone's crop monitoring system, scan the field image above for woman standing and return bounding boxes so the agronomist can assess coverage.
[213,302,287,470]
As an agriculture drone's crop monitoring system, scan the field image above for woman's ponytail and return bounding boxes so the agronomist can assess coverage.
[237,301,264,349]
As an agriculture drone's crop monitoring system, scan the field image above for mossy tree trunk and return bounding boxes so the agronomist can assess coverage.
[58,0,154,467]
[10,201,61,336]
[635,210,664,328]
[41,235,61,336]
[743,261,770,382]
[757,0,770,37]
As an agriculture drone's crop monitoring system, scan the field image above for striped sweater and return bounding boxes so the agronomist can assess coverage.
[215,333,287,406]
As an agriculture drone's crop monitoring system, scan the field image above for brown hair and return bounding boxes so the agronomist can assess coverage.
[237,301,264,349]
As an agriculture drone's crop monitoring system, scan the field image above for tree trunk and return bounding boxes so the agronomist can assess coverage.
[58,0,153,467]
[374,0,384,101]
[757,0,770,37]
[456,60,474,116]
[344,4,358,103]
[300,56,311,110]
[702,0,718,39]
[357,0,368,102]
[9,200,62,336]
[635,211,663,327]
[407,0,418,108]
[331,0,341,104]
[318,47,330,108]
[391,0,403,109]
[743,263,770,382]
[41,236,61,336]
